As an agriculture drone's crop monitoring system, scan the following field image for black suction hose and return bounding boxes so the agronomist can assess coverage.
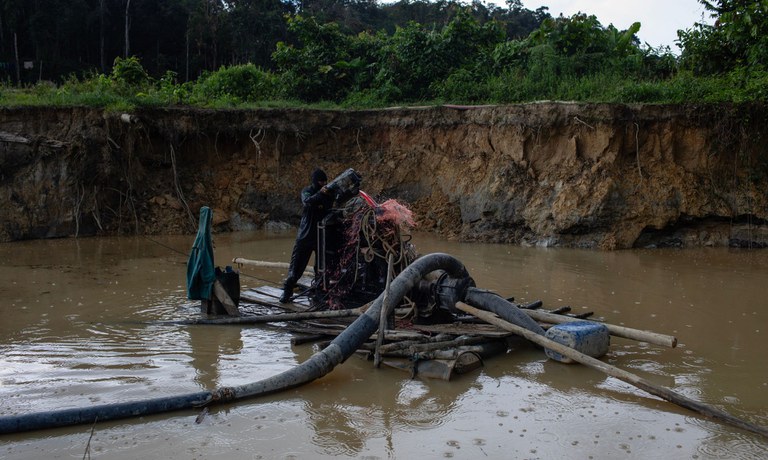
[464,287,546,336]
[0,253,468,434]
[0,392,212,435]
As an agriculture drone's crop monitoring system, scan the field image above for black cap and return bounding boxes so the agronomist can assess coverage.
[311,168,327,186]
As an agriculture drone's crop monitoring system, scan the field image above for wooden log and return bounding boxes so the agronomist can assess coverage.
[280,323,427,342]
[456,301,768,439]
[0,131,30,144]
[232,258,289,270]
[413,323,512,338]
[402,335,492,354]
[520,300,543,309]
[381,342,506,360]
[302,320,348,330]
[232,257,313,276]
[0,132,64,148]
[378,334,458,353]
[521,308,678,348]
[291,334,331,346]
[180,307,363,325]
[380,348,458,359]
[281,325,346,337]
[573,311,595,319]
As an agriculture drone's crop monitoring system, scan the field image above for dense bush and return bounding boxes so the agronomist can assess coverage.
[110,57,151,89]
[191,64,279,104]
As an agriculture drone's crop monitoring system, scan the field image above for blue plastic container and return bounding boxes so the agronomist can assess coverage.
[545,322,610,363]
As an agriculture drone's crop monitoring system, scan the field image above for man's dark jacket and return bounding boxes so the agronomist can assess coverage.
[295,184,334,246]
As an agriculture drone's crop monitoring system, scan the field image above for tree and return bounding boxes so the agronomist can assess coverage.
[187,0,226,74]
[223,0,293,68]
[679,0,768,74]
[376,8,504,101]
[100,0,107,71]
[124,0,131,57]
[273,14,370,101]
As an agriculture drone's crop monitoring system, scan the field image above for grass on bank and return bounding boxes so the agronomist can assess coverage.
[2,63,767,112]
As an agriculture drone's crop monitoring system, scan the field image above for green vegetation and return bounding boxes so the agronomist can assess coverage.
[1,0,766,109]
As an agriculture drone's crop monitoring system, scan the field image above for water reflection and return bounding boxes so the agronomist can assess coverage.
[187,324,244,390]
[292,343,483,457]
[0,233,766,459]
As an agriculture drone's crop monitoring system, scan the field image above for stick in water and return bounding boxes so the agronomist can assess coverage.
[455,301,768,439]
[521,308,678,348]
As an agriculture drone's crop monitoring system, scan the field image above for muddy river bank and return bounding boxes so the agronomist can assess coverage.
[2,104,767,249]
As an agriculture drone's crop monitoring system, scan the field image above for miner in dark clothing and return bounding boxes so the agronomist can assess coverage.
[280,168,335,303]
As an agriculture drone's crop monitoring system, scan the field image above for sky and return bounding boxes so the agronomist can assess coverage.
[522,0,714,51]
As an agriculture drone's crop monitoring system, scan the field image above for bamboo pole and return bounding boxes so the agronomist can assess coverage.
[279,324,426,342]
[522,308,678,348]
[374,254,394,368]
[232,257,313,276]
[401,335,492,354]
[232,258,291,269]
[456,301,768,439]
[378,334,459,353]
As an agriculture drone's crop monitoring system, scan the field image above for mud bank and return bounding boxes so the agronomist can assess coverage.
[1,103,766,248]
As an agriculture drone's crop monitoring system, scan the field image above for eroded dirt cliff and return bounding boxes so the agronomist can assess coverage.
[1,103,766,248]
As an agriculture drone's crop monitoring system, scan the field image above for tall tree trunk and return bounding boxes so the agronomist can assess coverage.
[185,30,190,82]
[213,40,217,70]
[100,0,106,72]
[124,0,131,57]
[14,32,20,85]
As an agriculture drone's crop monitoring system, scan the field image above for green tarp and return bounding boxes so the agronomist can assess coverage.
[186,206,215,300]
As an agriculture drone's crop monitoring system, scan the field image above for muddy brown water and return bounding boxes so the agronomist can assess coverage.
[0,232,766,459]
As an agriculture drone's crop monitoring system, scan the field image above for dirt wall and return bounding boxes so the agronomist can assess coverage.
[1,103,766,248]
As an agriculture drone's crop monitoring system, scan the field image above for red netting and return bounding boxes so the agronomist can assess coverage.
[376,199,416,229]
[322,197,417,310]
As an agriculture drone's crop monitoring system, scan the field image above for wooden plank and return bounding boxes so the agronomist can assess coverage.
[412,323,512,338]
[239,289,289,308]
[240,287,310,312]
[213,279,240,316]
[255,286,312,306]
